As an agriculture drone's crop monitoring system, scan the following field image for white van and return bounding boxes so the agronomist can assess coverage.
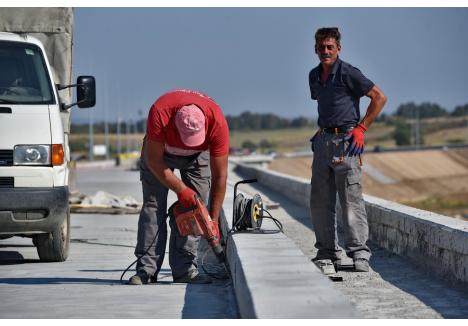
[0,32,95,261]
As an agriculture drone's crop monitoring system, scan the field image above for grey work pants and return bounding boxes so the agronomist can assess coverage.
[310,131,371,261]
[134,151,211,279]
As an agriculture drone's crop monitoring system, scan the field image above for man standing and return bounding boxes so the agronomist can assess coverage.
[308,27,387,272]
[129,89,229,285]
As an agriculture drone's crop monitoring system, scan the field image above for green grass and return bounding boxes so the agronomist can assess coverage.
[403,198,468,211]
[230,127,315,152]
[230,118,468,153]
[229,122,396,153]
[69,116,468,155]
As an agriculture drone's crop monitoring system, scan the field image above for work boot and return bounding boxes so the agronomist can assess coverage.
[354,258,370,272]
[335,256,354,271]
[312,259,336,275]
[173,270,212,284]
[128,271,157,285]
[312,256,341,265]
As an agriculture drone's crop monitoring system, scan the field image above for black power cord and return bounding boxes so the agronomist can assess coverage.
[119,224,161,284]
[120,203,230,284]
[261,209,284,233]
[121,181,284,283]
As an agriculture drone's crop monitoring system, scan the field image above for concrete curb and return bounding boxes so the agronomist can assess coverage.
[233,162,468,288]
[221,171,358,318]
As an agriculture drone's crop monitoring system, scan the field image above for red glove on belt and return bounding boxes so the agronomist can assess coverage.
[177,187,197,208]
[346,123,367,156]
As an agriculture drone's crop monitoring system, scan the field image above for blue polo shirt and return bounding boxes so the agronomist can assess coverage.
[309,57,374,128]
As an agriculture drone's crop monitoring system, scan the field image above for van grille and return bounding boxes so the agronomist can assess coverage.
[0,177,14,188]
[0,150,13,166]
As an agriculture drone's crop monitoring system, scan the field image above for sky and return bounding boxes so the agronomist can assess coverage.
[72,7,468,124]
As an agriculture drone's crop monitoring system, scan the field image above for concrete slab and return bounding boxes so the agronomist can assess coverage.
[232,162,468,318]
[234,162,468,287]
[223,165,358,318]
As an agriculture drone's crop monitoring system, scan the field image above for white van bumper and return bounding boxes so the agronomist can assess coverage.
[0,186,68,235]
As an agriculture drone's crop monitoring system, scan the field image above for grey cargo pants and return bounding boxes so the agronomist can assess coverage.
[310,131,371,261]
[134,151,211,279]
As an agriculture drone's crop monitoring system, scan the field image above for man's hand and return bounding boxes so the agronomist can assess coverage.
[177,187,197,208]
[346,123,367,156]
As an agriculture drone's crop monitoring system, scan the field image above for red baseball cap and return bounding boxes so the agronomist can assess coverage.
[175,104,206,147]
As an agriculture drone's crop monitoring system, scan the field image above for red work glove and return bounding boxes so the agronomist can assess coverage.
[177,187,197,208]
[346,123,367,156]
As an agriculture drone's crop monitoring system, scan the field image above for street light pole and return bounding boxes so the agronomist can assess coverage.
[415,108,420,150]
[104,84,110,160]
[126,119,131,153]
[88,108,94,161]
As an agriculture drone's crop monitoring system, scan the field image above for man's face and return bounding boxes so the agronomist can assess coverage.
[315,38,341,67]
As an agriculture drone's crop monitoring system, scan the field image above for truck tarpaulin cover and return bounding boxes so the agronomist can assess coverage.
[0,7,74,130]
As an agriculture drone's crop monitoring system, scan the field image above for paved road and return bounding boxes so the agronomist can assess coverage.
[3,163,467,318]
[0,165,238,318]
[230,166,468,319]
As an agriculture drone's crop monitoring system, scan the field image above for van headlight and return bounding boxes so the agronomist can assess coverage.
[13,145,51,165]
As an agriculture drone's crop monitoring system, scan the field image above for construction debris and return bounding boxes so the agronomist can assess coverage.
[70,191,142,214]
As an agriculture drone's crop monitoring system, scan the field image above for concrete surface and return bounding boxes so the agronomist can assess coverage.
[234,162,468,287]
[232,162,468,318]
[222,173,358,318]
[366,195,468,288]
[0,165,237,318]
[3,161,468,319]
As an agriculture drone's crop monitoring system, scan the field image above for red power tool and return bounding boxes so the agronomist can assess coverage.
[171,197,225,263]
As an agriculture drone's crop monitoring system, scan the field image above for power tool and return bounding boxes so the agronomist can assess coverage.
[170,197,225,263]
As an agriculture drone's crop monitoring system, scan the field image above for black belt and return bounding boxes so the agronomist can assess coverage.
[321,126,355,134]
[164,152,201,160]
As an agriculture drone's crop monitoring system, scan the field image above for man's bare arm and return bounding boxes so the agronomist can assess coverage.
[360,85,387,129]
[208,154,228,222]
[144,138,186,194]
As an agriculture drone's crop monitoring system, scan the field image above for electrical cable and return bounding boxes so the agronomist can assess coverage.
[120,188,283,283]
[119,223,161,284]
[262,208,284,233]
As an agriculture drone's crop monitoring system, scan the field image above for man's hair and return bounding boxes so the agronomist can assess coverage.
[315,27,341,47]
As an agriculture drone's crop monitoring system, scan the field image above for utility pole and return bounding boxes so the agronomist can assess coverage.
[133,119,138,151]
[116,81,122,158]
[126,119,131,153]
[117,116,121,157]
[88,108,94,161]
[131,119,135,152]
[415,107,420,150]
[104,85,110,160]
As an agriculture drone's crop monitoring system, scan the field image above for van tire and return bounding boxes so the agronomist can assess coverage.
[33,210,70,262]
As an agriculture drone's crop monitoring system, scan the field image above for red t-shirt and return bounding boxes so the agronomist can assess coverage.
[146,89,229,157]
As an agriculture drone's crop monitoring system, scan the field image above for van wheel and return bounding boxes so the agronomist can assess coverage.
[33,210,70,262]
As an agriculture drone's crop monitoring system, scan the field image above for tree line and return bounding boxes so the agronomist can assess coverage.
[387,102,468,146]
[71,111,315,133]
[226,111,314,130]
[393,102,468,119]
[71,102,468,134]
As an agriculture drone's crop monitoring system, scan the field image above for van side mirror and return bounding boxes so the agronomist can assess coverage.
[58,75,96,110]
[77,76,96,108]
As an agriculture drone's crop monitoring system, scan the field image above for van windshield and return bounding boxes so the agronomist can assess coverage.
[0,41,55,104]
